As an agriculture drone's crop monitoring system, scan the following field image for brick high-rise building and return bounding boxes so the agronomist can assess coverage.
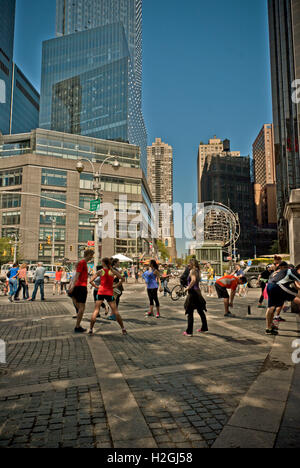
[147,138,177,260]
[253,124,277,226]
[198,136,255,258]
[252,124,278,255]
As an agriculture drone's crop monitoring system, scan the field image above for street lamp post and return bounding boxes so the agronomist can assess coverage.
[51,217,56,265]
[76,155,120,271]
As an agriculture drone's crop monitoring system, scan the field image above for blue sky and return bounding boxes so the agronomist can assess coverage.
[14,0,272,255]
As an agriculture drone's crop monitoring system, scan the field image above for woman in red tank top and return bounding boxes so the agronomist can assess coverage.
[89,257,126,335]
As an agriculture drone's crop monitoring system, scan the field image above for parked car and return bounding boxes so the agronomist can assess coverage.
[244,265,267,288]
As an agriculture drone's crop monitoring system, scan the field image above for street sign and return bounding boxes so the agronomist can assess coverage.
[87,241,95,247]
[90,200,101,212]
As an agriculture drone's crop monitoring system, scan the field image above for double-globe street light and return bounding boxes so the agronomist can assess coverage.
[76,155,120,271]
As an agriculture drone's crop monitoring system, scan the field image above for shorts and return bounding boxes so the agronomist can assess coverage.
[97,295,115,303]
[267,283,296,308]
[71,286,88,304]
[215,283,229,299]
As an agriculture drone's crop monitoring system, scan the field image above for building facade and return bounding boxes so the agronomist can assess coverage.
[198,137,254,259]
[268,0,300,251]
[253,124,277,226]
[39,22,147,173]
[0,0,40,136]
[0,129,153,263]
[147,138,177,260]
[56,0,143,100]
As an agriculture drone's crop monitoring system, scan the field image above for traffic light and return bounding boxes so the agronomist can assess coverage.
[40,244,43,251]
[47,236,51,245]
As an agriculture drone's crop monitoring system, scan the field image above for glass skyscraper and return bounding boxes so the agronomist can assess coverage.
[55,0,142,100]
[0,0,16,135]
[268,0,300,251]
[40,0,147,172]
[39,23,147,172]
[0,0,40,136]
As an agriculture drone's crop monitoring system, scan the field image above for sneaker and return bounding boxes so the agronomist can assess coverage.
[224,312,236,318]
[74,327,87,334]
[145,312,154,317]
[274,317,286,323]
[197,329,208,333]
[156,314,160,319]
[122,329,127,336]
[266,328,278,336]
[8,296,13,302]
[272,324,279,331]
[258,305,265,309]
[183,332,193,337]
[108,315,117,322]
[88,330,94,336]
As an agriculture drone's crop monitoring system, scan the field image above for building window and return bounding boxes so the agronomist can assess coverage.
[2,228,19,238]
[41,169,67,187]
[2,211,21,225]
[38,245,65,260]
[0,169,22,187]
[80,174,142,194]
[39,227,66,242]
[40,211,66,226]
[79,214,93,226]
[41,190,67,209]
[78,229,94,243]
[79,194,93,210]
[0,192,21,209]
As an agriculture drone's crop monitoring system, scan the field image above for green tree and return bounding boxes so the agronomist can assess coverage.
[270,240,279,255]
[157,240,170,261]
[0,238,13,264]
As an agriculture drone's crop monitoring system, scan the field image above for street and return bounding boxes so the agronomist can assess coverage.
[0,282,299,448]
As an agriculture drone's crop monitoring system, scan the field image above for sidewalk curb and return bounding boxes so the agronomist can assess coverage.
[212,313,299,448]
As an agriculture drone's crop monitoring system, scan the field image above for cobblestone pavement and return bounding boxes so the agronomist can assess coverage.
[0,284,282,448]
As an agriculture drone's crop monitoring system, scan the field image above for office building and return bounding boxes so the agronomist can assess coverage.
[268,0,300,251]
[147,138,177,260]
[0,0,40,136]
[253,124,277,226]
[198,137,254,258]
[0,129,153,262]
[56,0,142,99]
[40,22,147,173]
[253,124,278,255]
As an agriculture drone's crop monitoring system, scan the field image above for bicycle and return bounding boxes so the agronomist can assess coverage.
[170,284,188,302]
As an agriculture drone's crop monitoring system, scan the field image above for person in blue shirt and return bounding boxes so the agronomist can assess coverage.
[142,260,162,318]
[8,263,19,302]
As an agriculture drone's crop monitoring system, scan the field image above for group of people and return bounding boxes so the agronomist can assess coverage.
[5,253,300,340]
[256,256,300,335]
[53,267,69,295]
[5,262,48,302]
[67,250,127,336]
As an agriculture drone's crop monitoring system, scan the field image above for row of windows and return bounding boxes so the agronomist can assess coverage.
[80,174,142,194]
[0,169,22,187]
[41,169,67,187]
[0,192,21,209]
